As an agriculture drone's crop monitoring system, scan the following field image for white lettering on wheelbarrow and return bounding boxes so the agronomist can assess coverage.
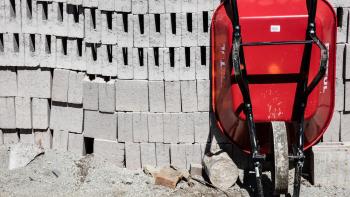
[322,43,330,93]
[219,43,226,68]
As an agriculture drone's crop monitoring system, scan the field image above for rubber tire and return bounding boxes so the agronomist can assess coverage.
[271,121,289,195]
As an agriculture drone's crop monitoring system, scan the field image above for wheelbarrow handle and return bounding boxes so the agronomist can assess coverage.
[305,34,329,96]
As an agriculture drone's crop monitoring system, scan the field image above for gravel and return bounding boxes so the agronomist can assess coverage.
[0,145,348,197]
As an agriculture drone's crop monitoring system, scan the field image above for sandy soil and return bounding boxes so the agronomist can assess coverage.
[0,145,348,197]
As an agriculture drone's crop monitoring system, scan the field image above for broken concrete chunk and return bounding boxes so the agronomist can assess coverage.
[8,143,44,170]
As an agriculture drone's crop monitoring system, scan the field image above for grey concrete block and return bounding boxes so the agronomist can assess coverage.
[52,130,69,151]
[84,8,101,43]
[99,46,118,76]
[100,44,118,77]
[0,1,4,33]
[197,12,211,46]
[32,98,50,130]
[115,80,149,112]
[163,113,179,143]
[196,46,209,79]
[165,0,181,13]
[0,69,17,97]
[156,143,170,167]
[337,43,345,80]
[40,35,57,68]
[165,81,181,112]
[69,38,86,71]
[83,76,99,110]
[19,129,34,144]
[150,14,165,47]
[346,43,350,80]
[21,0,38,34]
[170,143,186,169]
[327,0,350,7]
[0,97,16,129]
[116,14,134,47]
[86,43,102,75]
[148,113,164,142]
[15,97,32,129]
[50,105,66,131]
[133,112,148,143]
[83,0,98,7]
[148,48,165,80]
[336,8,348,43]
[197,0,212,11]
[140,143,157,167]
[51,2,69,37]
[345,81,350,112]
[101,12,118,44]
[3,130,19,145]
[185,143,201,169]
[17,68,52,98]
[52,69,70,102]
[94,139,125,168]
[66,107,84,133]
[24,34,41,67]
[133,48,148,79]
[117,112,133,142]
[68,71,85,104]
[180,47,196,80]
[132,0,149,14]
[4,0,21,33]
[197,80,210,111]
[115,0,131,12]
[323,111,340,142]
[149,0,165,13]
[181,80,198,112]
[68,133,85,156]
[311,142,350,187]
[149,81,165,112]
[341,113,350,142]
[98,0,114,11]
[117,47,134,79]
[134,15,150,47]
[178,113,194,143]
[99,79,116,113]
[181,13,198,46]
[165,13,182,47]
[67,5,84,38]
[125,142,141,169]
[194,112,210,143]
[164,47,180,81]
[335,79,344,111]
[182,0,197,12]
[37,2,54,35]
[0,130,3,145]
[4,33,25,66]
[34,129,52,149]
[84,110,117,140]
[56,37,71,69]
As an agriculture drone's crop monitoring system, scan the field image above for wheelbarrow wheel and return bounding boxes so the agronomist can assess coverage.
[271,121,289,195]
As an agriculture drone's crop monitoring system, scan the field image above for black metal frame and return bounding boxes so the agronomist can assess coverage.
[229,0,328,196]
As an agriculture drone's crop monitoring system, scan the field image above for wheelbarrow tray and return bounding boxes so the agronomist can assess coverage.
[211,0,336,154]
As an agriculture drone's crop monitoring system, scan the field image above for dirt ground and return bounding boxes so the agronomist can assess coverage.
[0,145,349,197]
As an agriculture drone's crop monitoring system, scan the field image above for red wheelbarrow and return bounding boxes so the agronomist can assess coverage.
[211,0,336,196]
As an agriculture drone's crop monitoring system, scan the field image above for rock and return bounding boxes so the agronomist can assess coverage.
[202,150,239,191]
[190,163,203,177]
[154,167,184,189]
[8,143,44,170]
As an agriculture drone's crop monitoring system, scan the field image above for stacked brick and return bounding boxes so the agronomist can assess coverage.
[311,0,350,186]
[0,0,221,170]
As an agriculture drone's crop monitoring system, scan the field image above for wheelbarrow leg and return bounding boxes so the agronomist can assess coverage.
[245,105,265,197]
[293,120,305,197]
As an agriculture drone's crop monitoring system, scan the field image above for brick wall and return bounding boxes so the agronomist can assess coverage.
[0,0,219,170]
[0,0,349,171]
